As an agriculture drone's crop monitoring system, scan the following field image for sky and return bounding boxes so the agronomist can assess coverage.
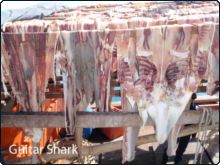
[1,1,137,10]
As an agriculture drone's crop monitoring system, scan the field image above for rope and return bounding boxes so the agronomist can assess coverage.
[199,108,211,164]
[201,109,218,164]
[193,107,206,164]
[193,107,217,164]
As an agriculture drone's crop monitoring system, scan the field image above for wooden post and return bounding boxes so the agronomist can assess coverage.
[32,128,43,164]
[75,128,84,163]
[31,142,38,164]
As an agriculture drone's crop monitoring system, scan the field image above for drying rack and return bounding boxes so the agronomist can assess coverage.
[1,72,219,164]
[1,2,219,163]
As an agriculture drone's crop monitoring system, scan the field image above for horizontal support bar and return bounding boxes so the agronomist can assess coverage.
[45,92,64,98]
[112,90,121,96]
[197,86,206,92]
[111,81,120,87]
[1,112,65,128]
[1,110,219,128]
[56,76,63,81]
[82,124,218,156]
[198,104,219,109]
[194,96,218,104]
[47,84,63,89]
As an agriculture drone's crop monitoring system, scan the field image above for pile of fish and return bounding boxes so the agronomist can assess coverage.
[1,1,219,163]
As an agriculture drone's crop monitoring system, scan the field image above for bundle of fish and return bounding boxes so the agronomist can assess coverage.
[1,1,219,163]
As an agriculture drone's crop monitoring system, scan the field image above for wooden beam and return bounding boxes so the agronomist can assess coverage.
[111,72,117,79]
[198,104,219,109]
[77,110,219,128]
[1,110,219,128]
[90,101,121,108]
[177,109,219,126]
[111,80,120,87]
[1,112,65,128]
[195,96,218,104]
[45,92,63,98]
[112,90,121,97]
[197,86,206,92]
[76,111,143,128]
[47,84,63,90]
[83,124,218,156]
[75,128,84,163]
[201,79,208,83]
[56,76,63,81]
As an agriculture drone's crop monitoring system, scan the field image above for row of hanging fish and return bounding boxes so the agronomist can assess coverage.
[1,1,219,163]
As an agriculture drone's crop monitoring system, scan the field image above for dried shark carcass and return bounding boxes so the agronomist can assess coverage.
[1,23,60,148]
[1,54,10,99]
[117,22,219,162]
[56,30,98,134]
[55,17,117,134]
[1,29,59,112]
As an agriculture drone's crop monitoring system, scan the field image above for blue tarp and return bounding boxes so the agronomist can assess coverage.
[1,1,133,26]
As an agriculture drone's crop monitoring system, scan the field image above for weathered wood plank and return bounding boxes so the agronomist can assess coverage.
[47,84,63,89]
[197,86,206,92]
[45,92,64,98]
[112,90,121,96]
[1,110,219,128]
[195,96,218,104]
[32,90,220,102]
[75,128,84,163]
[56,76,63,81]
[1,112,65,128]
[111,72,117,79]
[83,124,215,156]
[198,104,219,109]
[111,80,120,87]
